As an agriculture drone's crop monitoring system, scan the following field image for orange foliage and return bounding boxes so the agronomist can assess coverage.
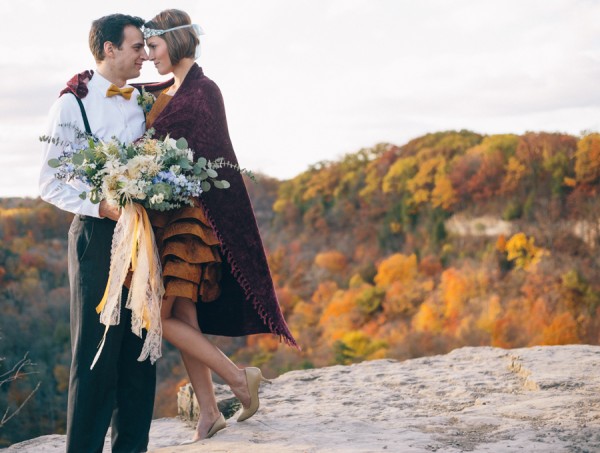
[292,300,321,326]
[312,281,339,305]
[476,295,502,334]
[319,290,360,343]
[541,312,580,345]
[314,250,348,273]
[440,268,469,321]
[374,253,418,287]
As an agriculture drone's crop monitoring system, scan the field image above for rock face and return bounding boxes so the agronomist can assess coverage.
[4,345,600,452]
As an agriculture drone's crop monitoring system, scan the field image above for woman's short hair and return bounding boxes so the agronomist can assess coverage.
[145,9,199,66]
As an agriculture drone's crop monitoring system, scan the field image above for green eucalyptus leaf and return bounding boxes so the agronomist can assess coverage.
[201,181,211,192]
[220,180,230,189]
[177,157,192,170]
[206,168,218,178]
[176,137,188,150]
[213,180,223,189]
[90,191,101,204]
[72,153,84,165]
[193,163,203,175]
[196,157,207,168]
[78,192,87,200]
[48,158,61,168]
[83,150,95,161]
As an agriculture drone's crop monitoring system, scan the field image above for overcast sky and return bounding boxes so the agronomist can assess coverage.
[1,0,598,197]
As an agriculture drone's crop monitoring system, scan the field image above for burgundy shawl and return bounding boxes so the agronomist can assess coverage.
[136,65,297,347]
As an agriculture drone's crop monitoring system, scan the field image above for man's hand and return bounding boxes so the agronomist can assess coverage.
[99,200,121,221]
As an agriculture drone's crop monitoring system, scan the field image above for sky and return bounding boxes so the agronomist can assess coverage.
[1,0,599,198]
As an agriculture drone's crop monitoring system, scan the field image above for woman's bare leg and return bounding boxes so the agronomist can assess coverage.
[161,296,251,416]
[172,299,222,440]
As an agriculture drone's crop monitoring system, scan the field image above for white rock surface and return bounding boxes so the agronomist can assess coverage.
[4,345,600,452]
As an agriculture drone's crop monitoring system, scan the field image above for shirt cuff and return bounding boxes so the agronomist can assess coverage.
[79,200,101,218]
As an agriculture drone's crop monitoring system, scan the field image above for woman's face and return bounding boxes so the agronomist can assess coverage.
[147,36,172,75]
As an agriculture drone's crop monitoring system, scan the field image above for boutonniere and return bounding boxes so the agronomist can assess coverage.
[137,86,156,113]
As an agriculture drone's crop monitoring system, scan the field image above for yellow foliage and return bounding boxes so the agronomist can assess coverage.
[476,295,502,333]
[0,207,31,218]
[348,273,365,288]
[374,253,418,287]
[505,232,547,271]
[389,221,402,233]
[411,188,430,205]
[359,162,384,200]
[500,156,527,193]
[406,156,445,206]
[339,330,388,362]
[382,156,417,194]
[272,198,289,213]
[575,134,600,184]
[431,173,457,210]
[412,302,442,333]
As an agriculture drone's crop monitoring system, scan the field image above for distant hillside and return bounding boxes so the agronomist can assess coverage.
[1,130,599,446]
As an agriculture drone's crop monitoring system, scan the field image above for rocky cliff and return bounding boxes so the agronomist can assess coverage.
[4,345,600,452]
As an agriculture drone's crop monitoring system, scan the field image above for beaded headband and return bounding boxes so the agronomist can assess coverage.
[143,23,205,39]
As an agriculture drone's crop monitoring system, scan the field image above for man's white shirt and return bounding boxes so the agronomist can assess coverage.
[39,71,145,217]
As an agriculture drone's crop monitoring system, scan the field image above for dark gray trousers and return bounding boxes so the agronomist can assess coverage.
[67,216,156,453]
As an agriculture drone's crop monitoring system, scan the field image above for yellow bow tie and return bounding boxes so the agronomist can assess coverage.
[106,84,135,100]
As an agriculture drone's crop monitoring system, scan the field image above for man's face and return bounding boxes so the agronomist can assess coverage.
[112,25,147,81]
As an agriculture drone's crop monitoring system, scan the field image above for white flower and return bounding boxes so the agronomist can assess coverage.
[150,193,165,204]
[165,137,178,149]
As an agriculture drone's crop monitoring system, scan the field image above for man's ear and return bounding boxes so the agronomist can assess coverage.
[103,41,115,59]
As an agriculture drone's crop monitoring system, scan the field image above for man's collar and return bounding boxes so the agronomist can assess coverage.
[91,71,132,97]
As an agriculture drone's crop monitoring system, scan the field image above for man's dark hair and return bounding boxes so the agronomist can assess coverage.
[89,14,145,62]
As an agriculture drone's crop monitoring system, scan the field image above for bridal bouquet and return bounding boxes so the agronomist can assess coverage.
[44,126,231,211]
[40,125,236,368]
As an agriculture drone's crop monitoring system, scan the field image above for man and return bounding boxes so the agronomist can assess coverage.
[39,14,155,453]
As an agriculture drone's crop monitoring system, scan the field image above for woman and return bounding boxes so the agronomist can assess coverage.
[141,9,298,443]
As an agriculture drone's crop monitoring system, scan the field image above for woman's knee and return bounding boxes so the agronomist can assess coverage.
[173,298,200,328]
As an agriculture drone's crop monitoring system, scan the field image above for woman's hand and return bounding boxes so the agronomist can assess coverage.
[99,200,121,221]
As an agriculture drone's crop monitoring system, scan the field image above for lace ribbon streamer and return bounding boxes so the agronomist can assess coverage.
[91,204,164,369]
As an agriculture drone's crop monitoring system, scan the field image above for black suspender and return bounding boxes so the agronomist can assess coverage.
[71,86,143,134]
[71,93,92,135]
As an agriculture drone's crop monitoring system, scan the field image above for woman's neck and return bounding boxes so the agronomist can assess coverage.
[169,58,195,94]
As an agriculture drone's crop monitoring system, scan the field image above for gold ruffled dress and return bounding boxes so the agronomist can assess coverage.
[145,91,222,303]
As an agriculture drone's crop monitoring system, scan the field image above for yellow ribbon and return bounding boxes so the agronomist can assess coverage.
[92,204,164,369]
